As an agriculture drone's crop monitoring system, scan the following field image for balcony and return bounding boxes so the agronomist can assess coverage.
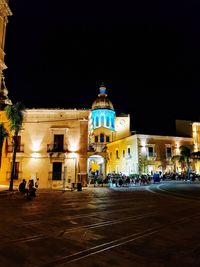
[88,143,107,153]
[6,145,24,153]
[47,144,68,153]
[147,153,157,160]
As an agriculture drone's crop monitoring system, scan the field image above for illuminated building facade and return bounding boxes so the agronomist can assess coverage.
[106,134,193,175]
[0,109,89,189]
[0,0,12,106]
[192,122,200,173]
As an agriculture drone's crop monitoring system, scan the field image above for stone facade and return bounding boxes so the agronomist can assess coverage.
[0,109,89,189]
[0,0,12,106]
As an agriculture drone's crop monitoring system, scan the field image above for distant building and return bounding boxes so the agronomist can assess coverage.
[107,134,193,175]
[192,122,200,173]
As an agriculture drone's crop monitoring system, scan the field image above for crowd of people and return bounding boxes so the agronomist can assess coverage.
[19,178,38,199]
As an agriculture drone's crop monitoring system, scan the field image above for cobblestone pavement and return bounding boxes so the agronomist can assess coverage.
[0,182,200,267]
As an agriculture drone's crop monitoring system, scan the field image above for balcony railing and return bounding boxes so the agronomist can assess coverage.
[88,143,106,152]
[47,144,68,153]
[6,171,23,180]
[48,171,64,181]
[6,145,24,153]
[147,154,157,160]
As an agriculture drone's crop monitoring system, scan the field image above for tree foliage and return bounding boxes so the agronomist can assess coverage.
[4,102,25,191]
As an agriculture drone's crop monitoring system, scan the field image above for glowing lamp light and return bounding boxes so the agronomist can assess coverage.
[68,137,79,152]
[32,140,41,152]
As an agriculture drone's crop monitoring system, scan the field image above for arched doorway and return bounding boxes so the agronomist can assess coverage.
[87,155,105,185]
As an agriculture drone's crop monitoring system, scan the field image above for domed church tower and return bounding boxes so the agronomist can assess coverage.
[89,82,116,152]
[87,82,116,182]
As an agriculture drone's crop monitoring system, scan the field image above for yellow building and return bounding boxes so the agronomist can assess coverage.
[107,134,194,176]
[192,122,200,173]
[0,109,89,189]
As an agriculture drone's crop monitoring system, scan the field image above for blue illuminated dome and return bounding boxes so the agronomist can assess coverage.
[91,83,115,131]
[92,83,114,111]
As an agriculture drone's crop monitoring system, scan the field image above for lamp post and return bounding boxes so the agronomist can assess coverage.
[63,166,67,191]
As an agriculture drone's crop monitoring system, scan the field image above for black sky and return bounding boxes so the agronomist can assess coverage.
[4,0,200,135]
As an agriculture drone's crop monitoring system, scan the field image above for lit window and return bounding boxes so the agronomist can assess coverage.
[106,117,110,127]
[101,116,104,126]
[96,117,99,127]
[111,118,114,128]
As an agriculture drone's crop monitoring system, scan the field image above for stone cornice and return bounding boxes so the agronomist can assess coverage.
[0,0,12,17]
[0,58,7,70]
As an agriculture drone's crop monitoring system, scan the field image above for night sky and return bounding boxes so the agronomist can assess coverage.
[4,0,200,135]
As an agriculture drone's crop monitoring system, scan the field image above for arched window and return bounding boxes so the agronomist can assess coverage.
[111,117,114,128]
[96,116,99,127]
[106,116,110,127]
[101,116,104,126]
[100,133,104,142]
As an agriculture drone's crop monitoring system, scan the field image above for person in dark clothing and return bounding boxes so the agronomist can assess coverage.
[19,179,27,193]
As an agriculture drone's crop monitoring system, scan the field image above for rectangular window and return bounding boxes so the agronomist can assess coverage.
[116,150,119,159]
[54,135,64,151]
[101,116,104,126]
[100,133,104,142]
[148,146,154,157]
[96,117,99,127]
[110,152,112,159]
[106,117,110,127]
[123,150,125,158]
[95,135,98,142]
[106,135,110,142]
[14,162,20,180]
[52,162,62,180]
[128,147,131,156]
[166,147,172,158]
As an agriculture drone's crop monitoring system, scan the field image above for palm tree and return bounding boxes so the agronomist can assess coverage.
[172,145,200,179]
[4,102,25,191]
[0,123,8,168]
